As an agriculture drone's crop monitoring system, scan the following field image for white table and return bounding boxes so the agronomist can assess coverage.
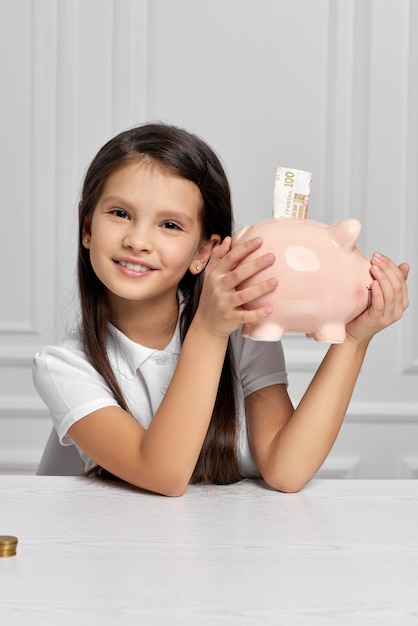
[1,476,418,625]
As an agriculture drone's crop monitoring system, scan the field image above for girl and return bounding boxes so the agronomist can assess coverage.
[33,122,409,496]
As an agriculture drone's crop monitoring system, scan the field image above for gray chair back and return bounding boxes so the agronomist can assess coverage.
[37,428,84,476]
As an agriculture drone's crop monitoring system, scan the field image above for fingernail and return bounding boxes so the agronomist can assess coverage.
[264,253,275,263]
[372,252,382,262]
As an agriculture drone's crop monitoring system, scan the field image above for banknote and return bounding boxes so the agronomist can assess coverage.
[273,167,312,219]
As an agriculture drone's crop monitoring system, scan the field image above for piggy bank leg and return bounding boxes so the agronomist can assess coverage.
[242,322,285,341]
[307,323,347,343]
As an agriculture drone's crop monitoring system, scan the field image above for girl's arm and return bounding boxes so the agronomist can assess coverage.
[246,253,409,493]
[69,237,277,496]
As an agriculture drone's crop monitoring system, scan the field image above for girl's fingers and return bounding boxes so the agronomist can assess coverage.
[207,236,276,292]
[228,242,277,288]
[347,253,408,343]
[398,262,410,306]
[233,276,278,309]
[370,254,409,320]
[210,236,232,262]
[399,262,410,281]
[197,236,280,336]
[212,237,264,272]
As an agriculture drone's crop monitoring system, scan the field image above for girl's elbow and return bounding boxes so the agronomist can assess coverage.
[276,480,304,494]
[131,452,192,496]
[125,467,190,497]
[270,478,305,494]
[159,482,188,497]
[146,472,191,497]
[261,467,309,494]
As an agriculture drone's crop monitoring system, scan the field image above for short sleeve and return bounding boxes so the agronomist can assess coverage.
[230,330,288,398]
[32,341,119,445]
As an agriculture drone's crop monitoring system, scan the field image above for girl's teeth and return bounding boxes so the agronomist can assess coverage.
[119,260,149,272]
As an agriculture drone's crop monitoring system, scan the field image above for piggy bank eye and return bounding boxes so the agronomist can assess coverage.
[285,246,320,272]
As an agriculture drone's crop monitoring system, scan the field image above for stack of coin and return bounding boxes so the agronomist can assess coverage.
[0,535,18,557]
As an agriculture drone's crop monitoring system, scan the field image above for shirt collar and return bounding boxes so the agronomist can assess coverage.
[107,319,182,379]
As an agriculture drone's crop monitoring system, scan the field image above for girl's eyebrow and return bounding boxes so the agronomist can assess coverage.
[154,210,194,226]
[100,194,136,208]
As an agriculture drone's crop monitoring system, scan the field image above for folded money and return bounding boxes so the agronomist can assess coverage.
[273,167,312,220]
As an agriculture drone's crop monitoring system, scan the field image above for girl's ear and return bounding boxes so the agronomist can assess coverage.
[82,227,91,249]
[81,206,92,249]
[189,234,221,274]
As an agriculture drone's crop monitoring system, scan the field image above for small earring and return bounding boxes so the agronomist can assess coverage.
[195,263,200,272]
[84,237,89,244]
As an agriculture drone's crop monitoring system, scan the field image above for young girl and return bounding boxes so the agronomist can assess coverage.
[33,122,409,496]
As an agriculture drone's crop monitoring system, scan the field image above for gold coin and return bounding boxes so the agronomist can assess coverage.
[0,535,18,557]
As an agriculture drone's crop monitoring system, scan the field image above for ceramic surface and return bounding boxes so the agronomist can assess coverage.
[232,218,372,343]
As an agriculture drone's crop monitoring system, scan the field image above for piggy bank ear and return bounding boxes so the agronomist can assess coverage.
[328,219,361,251]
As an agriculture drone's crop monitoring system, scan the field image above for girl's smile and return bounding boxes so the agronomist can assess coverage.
[114,258,155,277]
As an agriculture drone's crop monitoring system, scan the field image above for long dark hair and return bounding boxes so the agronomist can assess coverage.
[78,122,241,484]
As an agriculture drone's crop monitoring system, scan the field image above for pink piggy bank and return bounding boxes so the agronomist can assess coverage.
[232,218,372,343]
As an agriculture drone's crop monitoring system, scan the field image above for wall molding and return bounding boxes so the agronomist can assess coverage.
[2,398,415,423]
[0,397,48,419]
[0,450,40,475]
[1,396,417,428]
[1,0,416,478]
[401,0,418,375]
[346,402,418,424]
[112,0,150,129]
[1,0,58,354]
[317,455,361,479]
[0,345,45,366]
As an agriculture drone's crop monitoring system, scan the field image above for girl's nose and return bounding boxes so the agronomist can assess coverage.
[123,225,153,252]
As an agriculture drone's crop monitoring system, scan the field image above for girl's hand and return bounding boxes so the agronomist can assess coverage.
[346,253,409,344]
[195,236,278,337]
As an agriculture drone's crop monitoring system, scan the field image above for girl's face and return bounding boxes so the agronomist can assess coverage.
[83,160,218,313]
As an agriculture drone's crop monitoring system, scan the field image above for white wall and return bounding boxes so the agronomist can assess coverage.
[0,0,417,476]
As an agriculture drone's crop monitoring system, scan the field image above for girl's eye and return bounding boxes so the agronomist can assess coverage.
[161,221,182,231]
[110,209,129,219]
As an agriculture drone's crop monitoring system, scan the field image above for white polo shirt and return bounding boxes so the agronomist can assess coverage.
[33,323,288,477]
